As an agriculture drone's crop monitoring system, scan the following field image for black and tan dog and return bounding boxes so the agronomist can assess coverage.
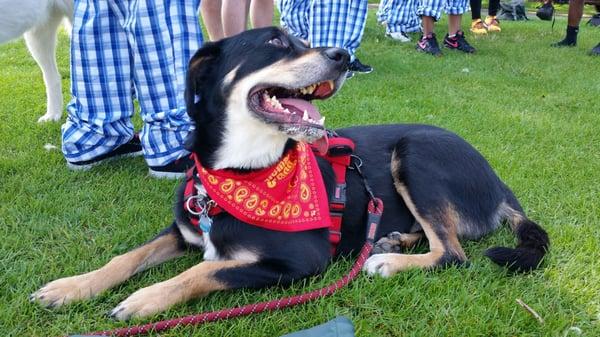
[31,27,549,320]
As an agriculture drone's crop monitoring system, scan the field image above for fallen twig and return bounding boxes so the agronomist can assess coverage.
[516,298,544,324]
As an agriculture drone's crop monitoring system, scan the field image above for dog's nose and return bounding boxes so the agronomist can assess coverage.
[322,47,350,68]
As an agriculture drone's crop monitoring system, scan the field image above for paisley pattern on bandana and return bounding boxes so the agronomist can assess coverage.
[194,142,331,232]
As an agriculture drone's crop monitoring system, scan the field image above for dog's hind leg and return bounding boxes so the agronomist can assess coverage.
[364,151,468,278]
[31,224,186,308]
[24,9,64,123]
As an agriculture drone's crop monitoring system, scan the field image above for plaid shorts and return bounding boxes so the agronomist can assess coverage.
[62,0,203,166]
[381,0,422,33]
[417,0,469,20]
[278,0,368,61]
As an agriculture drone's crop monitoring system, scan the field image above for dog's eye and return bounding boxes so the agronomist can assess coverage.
[267,38,287,48]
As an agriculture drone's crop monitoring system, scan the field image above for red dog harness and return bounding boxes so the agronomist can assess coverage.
[183,137,355,254]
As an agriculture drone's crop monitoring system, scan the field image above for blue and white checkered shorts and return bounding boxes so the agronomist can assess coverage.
[62,0,203,166]
[382,0,422,33]
[278,0,368,61]
[417,0,469,20]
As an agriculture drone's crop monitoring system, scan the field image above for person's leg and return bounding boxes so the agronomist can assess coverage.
[277,0,310,40]
[222,0,250,37]
[249,0,274,28]
[61,0,137,167]
[483,0,501,32]
[448,14,461,35]
[386,0,421,41]
[132,0,203,175]
[309,0,369,63]
[421,16,435,36]
[552,0,585,47]
[469,0,488,34]
[488,0,500,16]
[415,0,444,55]
[470,0,482,20]
[200,0,224,41]
[377,0,393,24]
[444,0,476,53]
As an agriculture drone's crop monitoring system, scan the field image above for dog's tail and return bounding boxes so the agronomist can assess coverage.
[484,202,549,272]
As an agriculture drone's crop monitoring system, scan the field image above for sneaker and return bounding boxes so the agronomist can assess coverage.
[386,31,411,42]
[470,19,488,35]
[444,31,476,53]
[66,134,143,171]
[485,16,501,32]
[416,33,442,56]
[551,38,576,47]
[591,42,600,56]
[348,58,373,73]
[148,154,194,179]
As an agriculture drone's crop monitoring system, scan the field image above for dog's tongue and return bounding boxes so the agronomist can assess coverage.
[279,98,322,121]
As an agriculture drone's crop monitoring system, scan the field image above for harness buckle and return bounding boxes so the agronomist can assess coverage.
[331,183,347,206]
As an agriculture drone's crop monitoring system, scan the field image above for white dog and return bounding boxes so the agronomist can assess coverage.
[0,0,72,122]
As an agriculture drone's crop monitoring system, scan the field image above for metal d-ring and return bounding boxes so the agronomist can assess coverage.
[185,195,205,216]
[349,154,363,170]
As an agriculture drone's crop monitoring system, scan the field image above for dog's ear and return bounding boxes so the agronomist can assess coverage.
[185,41,223,116]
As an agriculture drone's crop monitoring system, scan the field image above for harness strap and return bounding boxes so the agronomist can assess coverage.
[315,137,355,255]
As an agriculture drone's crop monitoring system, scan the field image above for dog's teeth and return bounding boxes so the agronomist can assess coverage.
[302,110,309,121]
[283,108,291,114]
[327,80,335,90]
[318,117,325,125]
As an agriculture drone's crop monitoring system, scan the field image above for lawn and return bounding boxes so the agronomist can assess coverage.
[1,11,599,337]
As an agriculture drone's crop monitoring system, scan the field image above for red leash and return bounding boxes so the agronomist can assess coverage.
[76,198,383,337]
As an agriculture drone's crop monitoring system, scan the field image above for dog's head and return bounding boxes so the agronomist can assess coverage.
[185,27,349,170]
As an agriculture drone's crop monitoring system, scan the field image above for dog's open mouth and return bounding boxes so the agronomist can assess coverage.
[248,80,336,129]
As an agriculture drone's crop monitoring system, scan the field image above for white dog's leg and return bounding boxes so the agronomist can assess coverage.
[24,11,64,123]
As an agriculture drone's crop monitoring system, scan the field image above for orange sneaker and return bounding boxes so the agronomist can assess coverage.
[485,16,501,32]
[470,19,488,35]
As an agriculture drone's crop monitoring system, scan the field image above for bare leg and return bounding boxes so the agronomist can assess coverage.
[200,0,225,41]
[222,0,250,37]
[422,16,435,35]
[31,228,185,308]
[448,14,462,36]
[568,0,585,26]
[249,0,274,28]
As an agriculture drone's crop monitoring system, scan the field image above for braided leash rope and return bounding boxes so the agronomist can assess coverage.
[76,197,383,337]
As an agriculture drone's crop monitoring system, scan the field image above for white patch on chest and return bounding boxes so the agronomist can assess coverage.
[178,224,205,248]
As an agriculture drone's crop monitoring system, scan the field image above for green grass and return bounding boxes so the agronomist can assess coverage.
[1,12,600,337]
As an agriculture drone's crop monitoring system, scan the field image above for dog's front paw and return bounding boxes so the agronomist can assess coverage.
[37,112,61,123]
[109,282,174,321]
[30,274,96,308]
[363,254,398,278]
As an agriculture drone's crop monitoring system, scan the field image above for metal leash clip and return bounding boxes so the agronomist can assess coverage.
[185,194,216,234]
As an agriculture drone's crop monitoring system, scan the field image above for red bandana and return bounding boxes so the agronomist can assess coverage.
[194,142,331,232]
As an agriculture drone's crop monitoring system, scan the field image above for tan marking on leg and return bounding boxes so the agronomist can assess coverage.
[372,232,424,254]
[366,151,466,277]
[398,232,425,248]
[498,201,525,231]
[31,233,184,308]
[110,260,251,320]
[438,204,467,261]
[365,181,447,277]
